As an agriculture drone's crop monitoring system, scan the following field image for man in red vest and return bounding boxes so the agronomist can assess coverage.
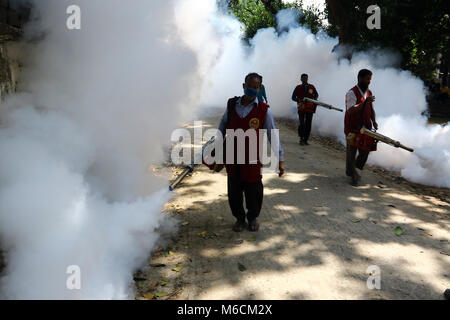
[216,73,285,232]
[292,74,319,145]
[344,69,378,186]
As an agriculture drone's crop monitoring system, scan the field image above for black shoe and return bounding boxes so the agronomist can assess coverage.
[444,289,450,300]
[248,219,260,232]
[351,172,361,186]
[232,220,247,232]
[304,141,310,146]
[299,139,305,145]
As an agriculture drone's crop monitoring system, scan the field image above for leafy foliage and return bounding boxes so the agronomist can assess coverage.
[224,0,450,82]
[226,0,326,39]
[325,0,450,81]
[228,0,279,39]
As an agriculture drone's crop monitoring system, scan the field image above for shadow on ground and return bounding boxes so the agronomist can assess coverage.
[136,119,449,300]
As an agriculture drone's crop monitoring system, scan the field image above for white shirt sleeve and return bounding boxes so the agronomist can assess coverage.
[345,90,357,111]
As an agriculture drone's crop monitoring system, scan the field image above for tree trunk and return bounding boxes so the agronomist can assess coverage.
[326,0,349,44]
[326,0,352,60]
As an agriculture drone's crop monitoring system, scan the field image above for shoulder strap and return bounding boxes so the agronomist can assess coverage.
[359,99,368,130]
[257,101,269,122]
[226,96,239,121]
[258,100,269,111]
[360,90,374,127]
[351,86,367,130]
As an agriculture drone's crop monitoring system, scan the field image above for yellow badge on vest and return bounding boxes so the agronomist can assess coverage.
[249,118,260,129]
[308,88,314,94]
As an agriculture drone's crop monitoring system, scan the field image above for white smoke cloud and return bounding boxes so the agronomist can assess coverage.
[0,0,199,299]
[282,0,328,25]
[276,8,301,32]
[175,2,450,189]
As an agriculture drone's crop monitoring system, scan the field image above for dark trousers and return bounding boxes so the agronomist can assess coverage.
[227,171,264,223]
[298,112,314,142]
[346,143,370,177]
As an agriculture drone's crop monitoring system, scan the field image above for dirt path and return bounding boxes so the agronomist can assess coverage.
[136,115,450,300]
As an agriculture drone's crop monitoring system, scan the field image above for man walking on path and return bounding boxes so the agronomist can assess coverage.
[292,74,319,145]
[344,69,378,186]
[216,73,285,232]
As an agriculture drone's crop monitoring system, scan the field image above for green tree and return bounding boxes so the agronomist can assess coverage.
[226,0,325,39]
[228,0,279,39]
[226,0,449,82]
[325,0,450,81]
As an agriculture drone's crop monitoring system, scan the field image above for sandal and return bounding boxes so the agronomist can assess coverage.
[232,220,247,232]
[248,219,260,232]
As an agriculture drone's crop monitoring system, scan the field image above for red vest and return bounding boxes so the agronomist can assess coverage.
[344,86,374,136]
[225,98,269,183]
[295,84,317,113]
